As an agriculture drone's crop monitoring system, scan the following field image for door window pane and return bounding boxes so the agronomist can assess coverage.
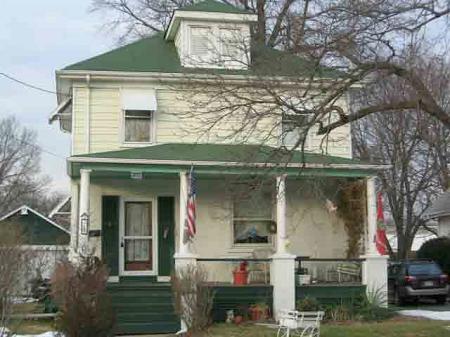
[125,202,152,236]
[125,239,152,271]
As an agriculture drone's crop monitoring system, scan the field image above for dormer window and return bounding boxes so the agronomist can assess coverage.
[165,0,257,70]
[190,26,212,60]
[220,28,241,62]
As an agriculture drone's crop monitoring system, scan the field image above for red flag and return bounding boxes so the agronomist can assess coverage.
[376,192,388,255]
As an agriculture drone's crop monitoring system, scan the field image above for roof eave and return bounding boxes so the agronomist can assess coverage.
[56,69,341,88]
[68,155,389,171]
[165,9,258,41]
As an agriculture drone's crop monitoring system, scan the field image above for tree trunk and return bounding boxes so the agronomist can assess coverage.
[255,0,266,44]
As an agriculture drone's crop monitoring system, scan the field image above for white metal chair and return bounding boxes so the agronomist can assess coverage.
[277,310,325,337]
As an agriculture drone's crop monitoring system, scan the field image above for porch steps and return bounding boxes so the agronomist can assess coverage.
[107,281,180,335]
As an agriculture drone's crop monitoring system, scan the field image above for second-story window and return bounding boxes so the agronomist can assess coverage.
[124,110,153,143]
[121,89,157,144]
[281,113,311,149]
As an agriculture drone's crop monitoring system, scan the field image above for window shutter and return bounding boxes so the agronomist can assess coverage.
[190,27,211,57]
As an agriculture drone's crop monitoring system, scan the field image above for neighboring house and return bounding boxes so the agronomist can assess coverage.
[423,191,450,237]
[48,196,71,231]
[49,0,388,334]
[0,206,70,290]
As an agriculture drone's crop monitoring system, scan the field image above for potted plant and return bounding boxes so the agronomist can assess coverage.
[296,267,311,285]
[249,302,270,321]
[234,305,248,325]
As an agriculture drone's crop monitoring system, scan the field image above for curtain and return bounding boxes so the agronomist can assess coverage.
[125,202,151,262]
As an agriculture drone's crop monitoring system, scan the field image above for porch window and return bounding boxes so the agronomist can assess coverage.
[124,110,153,143]
[281,113,311,149]
[233,187,273,245]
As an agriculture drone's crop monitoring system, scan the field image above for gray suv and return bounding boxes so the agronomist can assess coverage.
[388,260,449,305]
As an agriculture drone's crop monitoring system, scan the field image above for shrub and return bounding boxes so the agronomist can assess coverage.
[51,256,115,337]
[296,297,321,311]
[171,264,214,333]
[0,224,33,336]
[417,237,450,276]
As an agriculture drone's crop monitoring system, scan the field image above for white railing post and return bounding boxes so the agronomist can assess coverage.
[271,174,296,319]
[361,176,388,306]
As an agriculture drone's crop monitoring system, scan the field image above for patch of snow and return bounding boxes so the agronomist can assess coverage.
[0,329,62,337]
[399,310,450,321]
[14,333,61,337]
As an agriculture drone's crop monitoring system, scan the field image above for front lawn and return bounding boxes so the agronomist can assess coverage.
[8,318,55,335]
[207,318,450,337]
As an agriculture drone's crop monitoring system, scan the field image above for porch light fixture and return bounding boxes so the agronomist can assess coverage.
[80,212,90,235]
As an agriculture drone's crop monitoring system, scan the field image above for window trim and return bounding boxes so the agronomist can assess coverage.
[121,109,156,146]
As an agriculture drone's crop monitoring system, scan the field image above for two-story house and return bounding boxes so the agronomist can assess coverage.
[50,0,388,334]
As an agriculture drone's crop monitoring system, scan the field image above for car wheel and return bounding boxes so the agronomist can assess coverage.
[436,295,447,305]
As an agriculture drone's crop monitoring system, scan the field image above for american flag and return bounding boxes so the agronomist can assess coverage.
[184,167,197,243]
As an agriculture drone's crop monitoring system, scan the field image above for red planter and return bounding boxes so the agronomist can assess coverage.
[233,270,248,285]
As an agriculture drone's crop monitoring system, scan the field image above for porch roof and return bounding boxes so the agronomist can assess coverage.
[68,143,387,178]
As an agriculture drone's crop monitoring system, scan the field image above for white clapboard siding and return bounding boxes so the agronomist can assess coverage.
[71,85,352,158]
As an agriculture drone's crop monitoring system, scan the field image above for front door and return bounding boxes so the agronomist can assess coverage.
[120,199,155,275]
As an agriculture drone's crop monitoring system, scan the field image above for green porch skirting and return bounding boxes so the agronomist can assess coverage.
[205,284,273,322]
[296,284,366,305]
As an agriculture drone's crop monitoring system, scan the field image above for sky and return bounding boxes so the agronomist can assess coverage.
[0,0,115,194]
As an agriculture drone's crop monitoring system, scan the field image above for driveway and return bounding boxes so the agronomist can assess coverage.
[395,299,450,320]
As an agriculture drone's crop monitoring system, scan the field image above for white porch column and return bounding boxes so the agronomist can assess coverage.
[276,175,288,254]
[68,181,79,262]
[271,174,296,319]
[78,169,91,256]
[361,176,388,306]
[366,177,378,255]
[174,171,197,269]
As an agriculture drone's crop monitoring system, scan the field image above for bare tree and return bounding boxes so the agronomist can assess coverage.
[352,55,447,258]
[91,0,450,142]
[0,224,34,335]
[0,117,49,215]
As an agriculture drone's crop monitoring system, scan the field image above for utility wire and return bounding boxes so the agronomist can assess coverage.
[9,132,67,161]
[0,72,69,96]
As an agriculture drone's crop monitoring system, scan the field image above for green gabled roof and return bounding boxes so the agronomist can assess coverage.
[64,33,183,73]
[63,33,339,78]
[178,0,251,14]
[73,143,361,165]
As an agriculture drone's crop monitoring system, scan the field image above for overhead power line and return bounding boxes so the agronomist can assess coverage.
[0,72,63,95]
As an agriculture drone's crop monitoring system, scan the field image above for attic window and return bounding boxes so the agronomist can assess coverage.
[190,26,212,59]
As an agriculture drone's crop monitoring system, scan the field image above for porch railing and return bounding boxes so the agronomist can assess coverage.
[295,257,364,285]
[197,258,271,285]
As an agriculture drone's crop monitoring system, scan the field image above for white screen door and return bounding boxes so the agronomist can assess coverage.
[121,201,153,274]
